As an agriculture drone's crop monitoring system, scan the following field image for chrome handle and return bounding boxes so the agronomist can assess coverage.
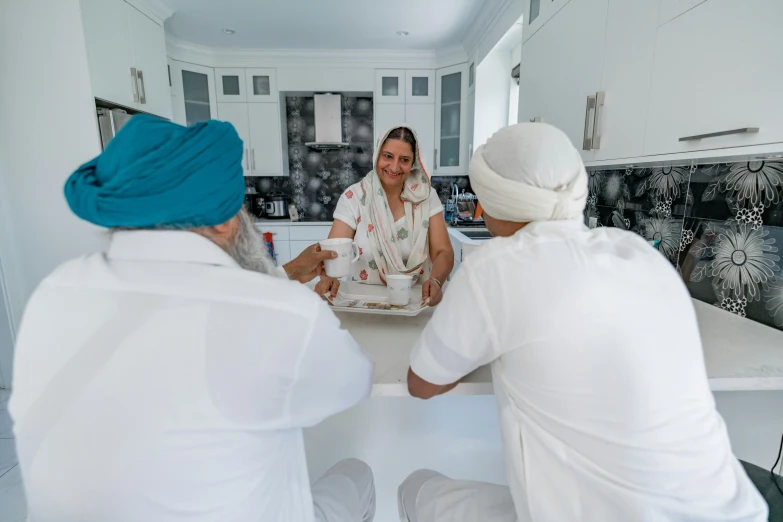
[591,91,605,150]
[137,70,147,104]
[582,94,597,151]
[434,148,438,170]
[679,127,759,142]
[245,148,249,170]
[251,149,256,170]
[530,117,542,122]
[130,68,139,103]
[468,143,473,159]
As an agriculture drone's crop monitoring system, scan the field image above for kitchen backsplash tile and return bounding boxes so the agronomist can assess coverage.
[246,95,470,221]
[586,159,783,331]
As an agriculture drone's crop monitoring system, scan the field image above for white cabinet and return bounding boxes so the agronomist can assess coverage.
[217,103,251,175]
[466,90,476,162]
[406,70,435,104]
[375,104,406,145]
[644,0,783,156]
[658,0,707,25]
[81,0,172,118]
[216,68,248,102]
[81,0,134,107]
[219,101,285,177]
[405,104,436,176]
[169,60,218,127]
[245,68,278,102]
[125,4,170,118]
[435,64,469,175]
[518,0,608,162]
[522,0,572,43]
[375,70,406,103]
[247,103,284,176]
[592,0,659,161]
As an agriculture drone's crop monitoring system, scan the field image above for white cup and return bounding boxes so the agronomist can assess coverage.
[386,274,413,306]
[319,238,360,278]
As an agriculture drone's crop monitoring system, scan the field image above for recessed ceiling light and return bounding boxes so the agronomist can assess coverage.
[222,28,236,35]
[396,31,410,36]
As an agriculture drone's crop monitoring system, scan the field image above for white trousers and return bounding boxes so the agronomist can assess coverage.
[312,459,376,522]
[398,469,517,522]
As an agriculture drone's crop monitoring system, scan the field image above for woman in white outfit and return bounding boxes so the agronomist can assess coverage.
[400,123,768,522]
[316,125,453,306]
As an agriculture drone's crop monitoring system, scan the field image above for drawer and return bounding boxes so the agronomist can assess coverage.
[289,240,317,259]
[255,224,290,241]
[289,225,332,241]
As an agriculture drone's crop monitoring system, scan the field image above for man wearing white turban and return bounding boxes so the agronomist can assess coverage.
[398,123,767,522]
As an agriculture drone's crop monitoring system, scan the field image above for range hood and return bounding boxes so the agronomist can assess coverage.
[306,94,349,150]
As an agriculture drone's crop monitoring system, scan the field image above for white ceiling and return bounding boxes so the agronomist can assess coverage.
[159,0,487,51]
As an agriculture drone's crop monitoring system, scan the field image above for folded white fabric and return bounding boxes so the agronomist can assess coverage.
[469,123,588,222]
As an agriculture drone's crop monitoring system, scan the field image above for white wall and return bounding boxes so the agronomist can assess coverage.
[473,47,512,149]
[0,0,105,386]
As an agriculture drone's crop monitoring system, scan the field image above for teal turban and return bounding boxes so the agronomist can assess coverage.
[64,114,245,228]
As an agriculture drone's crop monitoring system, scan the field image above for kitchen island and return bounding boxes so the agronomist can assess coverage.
[338,299,783,396]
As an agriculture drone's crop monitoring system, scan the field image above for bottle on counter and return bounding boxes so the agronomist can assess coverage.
[288,203,300,222]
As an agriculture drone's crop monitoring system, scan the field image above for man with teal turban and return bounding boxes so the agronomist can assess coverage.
[10,115,377,522]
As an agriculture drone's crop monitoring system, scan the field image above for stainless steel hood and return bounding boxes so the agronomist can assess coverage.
[306,94,349,150]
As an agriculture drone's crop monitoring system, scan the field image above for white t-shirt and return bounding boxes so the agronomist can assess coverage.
[333,182,443,284]
[10,230,374,522]
[411,220,767,522]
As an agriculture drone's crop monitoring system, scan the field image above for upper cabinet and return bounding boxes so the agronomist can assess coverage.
[522,0,572,43]
[519,0,783,164]
[435,63,469,175]
[375,70,406,104]
[81,0,172,119]
[644,0,783,156]
[518,0,609,163]
[216,68,248,102]
[405,70,435,104]
[245,68,278,102]
[169,60,217,127]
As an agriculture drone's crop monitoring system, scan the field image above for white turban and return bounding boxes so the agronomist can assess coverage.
[469,123,588,223]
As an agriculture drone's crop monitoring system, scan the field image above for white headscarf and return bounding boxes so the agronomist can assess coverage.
[356,125,432,283]
[469,123,588,222]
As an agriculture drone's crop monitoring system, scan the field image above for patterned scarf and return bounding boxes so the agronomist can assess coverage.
[356,125,432,284]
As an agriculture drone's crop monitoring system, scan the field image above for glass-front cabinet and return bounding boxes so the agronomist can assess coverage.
[215,68,248,102]
[245,68,278,102]
[406,70,435,104]
[168,60,217,127]
[435,63,468,175]
[375,69,406,103]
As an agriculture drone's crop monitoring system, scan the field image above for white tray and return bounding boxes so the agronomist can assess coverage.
[324,281,429,317]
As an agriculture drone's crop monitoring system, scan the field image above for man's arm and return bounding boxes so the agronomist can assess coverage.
[407,367,459,399]
[282,244,337,282]
[407,261,499,400]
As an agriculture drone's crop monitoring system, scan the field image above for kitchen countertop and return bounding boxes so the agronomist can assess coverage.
[338,299,783,397]
[254,219,333,226]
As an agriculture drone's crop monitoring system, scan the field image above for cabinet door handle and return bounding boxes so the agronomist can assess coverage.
[468,143,473,159]
[582,94,597,151]
[434,148,438,170]
[679,127,759,142]
[251,149,256,170]
[130,68,139,103]
[591,91,605,150]
[530,117,542,123]
[137,70,147,105]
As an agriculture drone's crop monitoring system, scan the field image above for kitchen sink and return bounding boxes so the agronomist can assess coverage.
[460,230,492,240]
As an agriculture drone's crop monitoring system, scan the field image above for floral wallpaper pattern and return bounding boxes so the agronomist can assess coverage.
[246,95,468,221]
[585,160,783,331]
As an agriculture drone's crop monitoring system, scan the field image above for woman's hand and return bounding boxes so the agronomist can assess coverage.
[315,276,341,299]
[422,278,444,306]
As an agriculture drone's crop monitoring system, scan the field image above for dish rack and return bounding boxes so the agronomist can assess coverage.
[445,183,484,227]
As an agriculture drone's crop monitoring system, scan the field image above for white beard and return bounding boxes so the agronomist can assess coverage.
[228,209,278,275]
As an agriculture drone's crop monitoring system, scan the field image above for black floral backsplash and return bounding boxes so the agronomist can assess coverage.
[246,95,469,221]
[585,160,783,331]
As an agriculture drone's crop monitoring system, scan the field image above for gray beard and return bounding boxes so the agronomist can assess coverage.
[227,209,278,275]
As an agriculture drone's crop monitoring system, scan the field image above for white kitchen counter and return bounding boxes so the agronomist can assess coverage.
[254,219,333,226]
[338,299,783,397]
